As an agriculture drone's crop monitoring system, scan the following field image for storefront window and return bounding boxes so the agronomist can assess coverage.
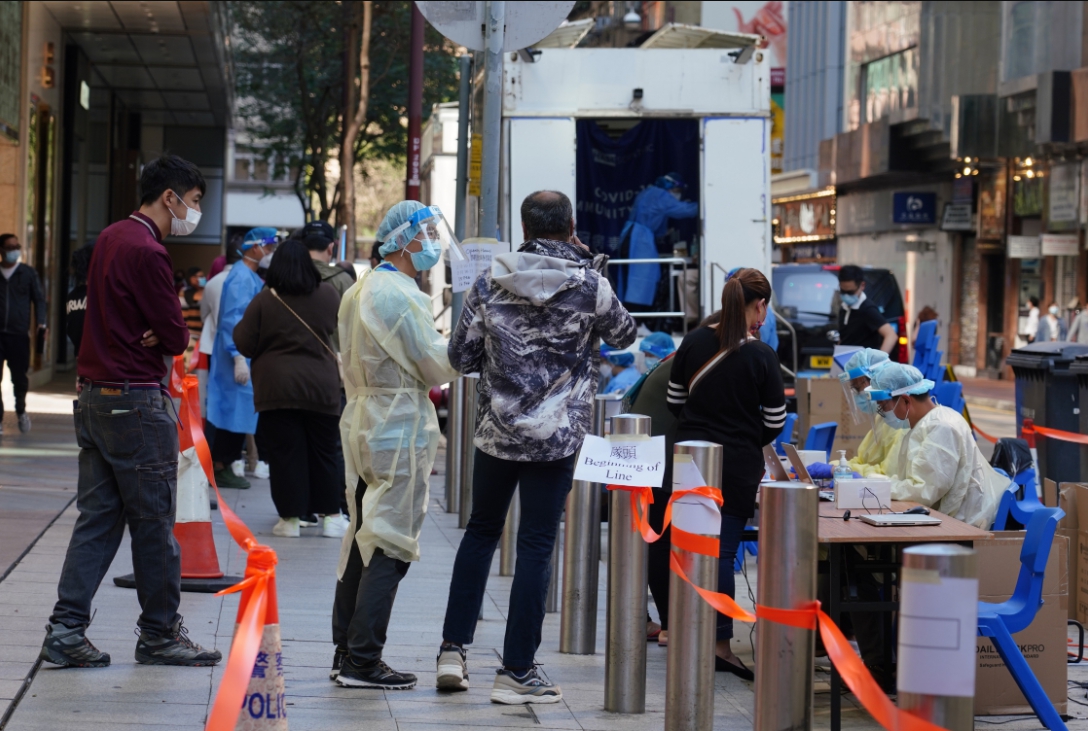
[860,48,918,125]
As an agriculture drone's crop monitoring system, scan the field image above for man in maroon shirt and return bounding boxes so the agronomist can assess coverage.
[41,155,221,668]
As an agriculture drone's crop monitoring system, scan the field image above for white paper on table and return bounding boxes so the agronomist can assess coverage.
[671,454,721,535]
[572,434,666,488]
[897,571,979,697]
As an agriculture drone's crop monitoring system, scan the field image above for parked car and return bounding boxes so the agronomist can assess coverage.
[771,264,907,380]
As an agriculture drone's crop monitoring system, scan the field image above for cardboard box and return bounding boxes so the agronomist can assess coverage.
[795,377,871,460]
[1052,482,1088,621]
[974,533,1068,716]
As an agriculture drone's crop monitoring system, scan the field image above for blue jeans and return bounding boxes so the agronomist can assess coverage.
[441,449,575,669]
[51,385,182,635]
[716,514,749,641]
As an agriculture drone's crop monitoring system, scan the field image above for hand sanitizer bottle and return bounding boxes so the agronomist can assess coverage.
[833,450,852,488]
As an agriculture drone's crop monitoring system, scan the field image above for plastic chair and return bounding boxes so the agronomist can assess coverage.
[804,422,837,455]
[1014,467,1040,503]
[733,541,758,573]
[991,469,1044,530]
[933,381,965,413]
[977,507,1068,731]
[773,413,799,456]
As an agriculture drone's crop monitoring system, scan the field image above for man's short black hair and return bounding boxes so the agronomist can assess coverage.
[139,154,206,206]
[302,221,336,250]
[521,191,572,241]
[0,234,16,248]
[370,242,383,262]
[1029,295,1040,307]
[838,265,865,285]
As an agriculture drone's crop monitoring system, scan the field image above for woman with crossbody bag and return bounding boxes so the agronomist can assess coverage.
[234,239,348,538]
[666,267,786,680]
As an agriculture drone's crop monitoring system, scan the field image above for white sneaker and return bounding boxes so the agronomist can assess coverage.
[230,460,245,478]
[322,514,350,538]
[253,461,270,479]
[272,517,300,537]
[436,644,469,691]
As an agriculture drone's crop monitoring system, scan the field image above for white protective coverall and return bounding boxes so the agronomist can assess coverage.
[337,266,459,574]
[884,404,1007,528]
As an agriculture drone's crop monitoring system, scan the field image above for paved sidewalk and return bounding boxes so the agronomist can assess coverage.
[2,439,1086,730]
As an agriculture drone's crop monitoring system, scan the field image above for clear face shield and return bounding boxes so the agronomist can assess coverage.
[385,206,466,264]
[839,368,874,425]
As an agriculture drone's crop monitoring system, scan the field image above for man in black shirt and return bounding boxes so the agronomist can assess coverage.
[837,265,896,353]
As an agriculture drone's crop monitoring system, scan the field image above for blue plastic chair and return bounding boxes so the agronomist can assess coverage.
[977,507,1068,731]
[774,413,799,456]
[991,468,1043,530]
[932,381,964,412]
[804,422,837,455]
[733,541,758,572]
[1014,467,1040,503]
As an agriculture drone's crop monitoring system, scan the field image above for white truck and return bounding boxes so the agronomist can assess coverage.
[421,27,773,328]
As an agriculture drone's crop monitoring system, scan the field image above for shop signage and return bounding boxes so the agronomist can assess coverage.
[1007,235,1041,259]
[1049,163,1080,229]
[952,177,973,204]
[940,203,974,232]
[772,191,836,243]
[978,174,1006,240]
[1014,177,1044,217]
[893,192,937,225]
[1041,233,1079,256]
[0,2,21,142]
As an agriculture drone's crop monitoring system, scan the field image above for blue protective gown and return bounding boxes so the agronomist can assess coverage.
[207,264,263,434]
[618,186,698,306]
[602,366,642,396]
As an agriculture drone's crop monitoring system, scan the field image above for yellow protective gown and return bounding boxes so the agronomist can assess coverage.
[847,417,907,477]
[337,267,459,574]
[883,405,1007,529]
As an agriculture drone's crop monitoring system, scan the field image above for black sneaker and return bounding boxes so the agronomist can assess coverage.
[135,619,222,666]
[335,658,417,689]
[330,647,347,681]
[39,622,110,667]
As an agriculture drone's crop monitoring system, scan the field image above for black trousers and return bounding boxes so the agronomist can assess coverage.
[647,490,672,630]
[0,332,30,418]
[332,478,410,665]
[208,421,246,466]
[258,408,342,519]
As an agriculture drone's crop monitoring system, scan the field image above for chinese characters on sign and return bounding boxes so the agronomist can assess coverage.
[574,434,666,487]
[892,192,937,225]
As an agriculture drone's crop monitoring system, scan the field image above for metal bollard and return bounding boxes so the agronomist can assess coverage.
[546,532,560,613]
[604,413,651,714]
[500,488,519,576]
[665,440,723,731]
[561,393,623,654]
[755,481,819,731]
[898,545,978,731]
[445,378,463,514]
[457,375,478,529]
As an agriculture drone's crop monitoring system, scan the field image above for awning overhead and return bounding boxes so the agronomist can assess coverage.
[639,23,761,50]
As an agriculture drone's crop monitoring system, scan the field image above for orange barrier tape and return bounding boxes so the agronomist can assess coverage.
[1024,418,1088,446]
[168,360,278,731]
[971,421,999,444]
[668,551,949,731]
[604,484,723,544]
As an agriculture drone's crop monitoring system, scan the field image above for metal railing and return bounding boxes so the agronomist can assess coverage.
[605,257,690,334]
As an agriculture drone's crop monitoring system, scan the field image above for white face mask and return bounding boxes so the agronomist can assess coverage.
[259,252,274,269]
[168,192,202,236]
[600,362,612,378]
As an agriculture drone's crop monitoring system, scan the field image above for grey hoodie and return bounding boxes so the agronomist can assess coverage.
[449,238,636,462]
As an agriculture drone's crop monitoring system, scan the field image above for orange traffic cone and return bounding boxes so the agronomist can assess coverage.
[235,547,287,730]
[114,446,241,592]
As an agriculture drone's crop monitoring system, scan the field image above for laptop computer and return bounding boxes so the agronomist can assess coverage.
[782,444,814,484]
[762,445,791,481]
[858,514,943,527]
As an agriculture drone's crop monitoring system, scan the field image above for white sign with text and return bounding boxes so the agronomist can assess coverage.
[450,241,508,294]
[671,454,721,535]
[574,434,666,488]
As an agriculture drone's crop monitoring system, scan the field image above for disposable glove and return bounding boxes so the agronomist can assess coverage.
[233,355,250,386]
[805,462,834,479]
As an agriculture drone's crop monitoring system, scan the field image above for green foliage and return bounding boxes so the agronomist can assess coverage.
[228,1,460,220]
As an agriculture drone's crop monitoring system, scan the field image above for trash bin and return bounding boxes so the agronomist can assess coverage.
[1070,354,1088,483]
[1006,342,1088,484]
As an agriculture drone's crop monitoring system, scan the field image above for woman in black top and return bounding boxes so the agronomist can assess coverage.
[667,267,786,679]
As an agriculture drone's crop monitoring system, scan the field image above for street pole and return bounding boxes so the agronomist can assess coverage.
[665,440,723,731]
[500,488,519,576]
[755,481,819,731]
[405,3,424,200]
[560,393,623,654]
[605,413,651,714]
[458,374,478,530]
[480,1,504,240]
[898,545,978,731]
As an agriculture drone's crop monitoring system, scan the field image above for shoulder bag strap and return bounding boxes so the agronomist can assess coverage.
[269,288,343,378]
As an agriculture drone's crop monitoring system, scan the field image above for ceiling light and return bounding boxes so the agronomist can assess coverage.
[1026,170,1034,178]
[964,157,971,163]
[1024,157,1033,166]
[962,166,970,175]
[1013,175,1021,181]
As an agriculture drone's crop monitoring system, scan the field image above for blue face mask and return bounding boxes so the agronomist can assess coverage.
[841,292,860,306]
[407,238,440,272]
[854,392,877,414]
[644,355,661,370]
[197,276,207,287]
[880,398,910,429]
[3,249,20,265]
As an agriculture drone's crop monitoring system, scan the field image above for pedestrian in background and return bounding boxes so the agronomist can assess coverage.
[0,232,47,434]
[436,190,636,703]
[65,244,94,355]
[332,201,459,689]
[837,264,896,353]
[197,247,240,417]
[1070,304,1088,343]
[667,267,785,681]
[41,154,220,668]
[234,239,347,539]
[1024,295,1040,343]
[302,220,355,347]
[1036,302,1067,342]
[206,227,278,490]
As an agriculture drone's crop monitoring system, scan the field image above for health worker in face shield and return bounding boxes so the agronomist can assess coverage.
[207,227,278,489]
[867,363,1007,529]
[617,172,698,308]
[332,201,460,690]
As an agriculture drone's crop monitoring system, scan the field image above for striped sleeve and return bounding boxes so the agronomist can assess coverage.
[667,378,688,406]
[762,403,787,429]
